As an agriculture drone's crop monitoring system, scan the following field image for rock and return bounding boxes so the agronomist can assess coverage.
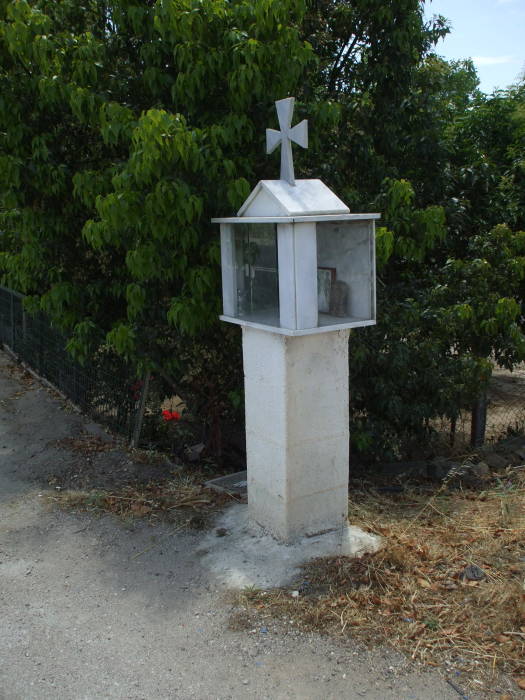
[471,461,490,477]
[460,564,486,581]
[427,458,459,481]
[514,446,525,461]
[343,526,383,557]
[482,452,508,470]
[184,442,205,462]
[379,461,428,479]
[507,452,524,466]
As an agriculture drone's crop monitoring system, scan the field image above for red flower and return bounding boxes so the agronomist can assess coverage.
[162,409,181,422]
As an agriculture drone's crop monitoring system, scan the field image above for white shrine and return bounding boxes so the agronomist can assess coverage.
[212,98,380,542]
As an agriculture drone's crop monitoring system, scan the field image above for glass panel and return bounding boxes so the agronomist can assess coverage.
[316,221,373,325]
[234,223,279,325]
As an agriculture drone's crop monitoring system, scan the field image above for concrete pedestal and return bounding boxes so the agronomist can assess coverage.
[242,327,350,542]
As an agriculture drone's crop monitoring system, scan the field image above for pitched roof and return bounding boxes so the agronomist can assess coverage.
[237,179,350,217]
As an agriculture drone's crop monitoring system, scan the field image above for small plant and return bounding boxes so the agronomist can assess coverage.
[424,617,439,630]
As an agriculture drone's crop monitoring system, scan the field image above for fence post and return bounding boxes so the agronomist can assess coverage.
[470,394,487,447]
[130,372,151,449]
[10,291,15,350]
[22,309,27,349]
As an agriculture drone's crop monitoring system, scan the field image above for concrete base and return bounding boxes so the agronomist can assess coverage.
[242,327,350,542]
[198,504,382,589]
[205,471,247,496]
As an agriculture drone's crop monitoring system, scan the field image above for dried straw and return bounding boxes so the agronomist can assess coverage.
[239,465,525,687]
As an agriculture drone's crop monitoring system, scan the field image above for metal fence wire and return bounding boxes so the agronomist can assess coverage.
[0,285,140,441]
[1,285,523,453]
[484,366,525,441]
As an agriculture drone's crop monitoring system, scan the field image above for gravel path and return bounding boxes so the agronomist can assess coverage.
[0,350,464,700]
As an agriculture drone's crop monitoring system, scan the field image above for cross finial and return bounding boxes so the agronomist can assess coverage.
[266,97,308,186]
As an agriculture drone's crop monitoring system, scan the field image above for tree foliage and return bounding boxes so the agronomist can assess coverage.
[1,0,525,458]
[0,0,314,366]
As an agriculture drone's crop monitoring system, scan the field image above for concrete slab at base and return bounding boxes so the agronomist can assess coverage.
[198,504,382,589]
[205,471,247,496]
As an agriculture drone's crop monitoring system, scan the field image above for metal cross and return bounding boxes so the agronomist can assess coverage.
[266,97,308,186]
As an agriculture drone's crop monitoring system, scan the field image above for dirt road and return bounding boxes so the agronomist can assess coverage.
[0,350,463,700]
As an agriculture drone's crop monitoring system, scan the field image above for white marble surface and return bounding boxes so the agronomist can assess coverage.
[238,179,350,217]
[242,326,350,541]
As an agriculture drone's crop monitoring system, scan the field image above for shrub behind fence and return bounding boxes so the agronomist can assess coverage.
[1,285,523,455]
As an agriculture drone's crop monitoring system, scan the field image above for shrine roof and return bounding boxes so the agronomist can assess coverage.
[236,179,350,217]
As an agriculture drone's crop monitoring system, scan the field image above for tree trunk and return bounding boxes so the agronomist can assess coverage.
[450,416,457,447]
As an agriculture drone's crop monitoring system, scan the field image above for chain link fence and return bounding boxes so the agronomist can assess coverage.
[429,366,525,453]
[0,285,141,442]
[484,366,525,440]
[1,285,523,453]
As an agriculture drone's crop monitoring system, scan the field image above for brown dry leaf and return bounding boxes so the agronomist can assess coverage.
[515,678,525,690]
[131,504,152,516]
[495,634,510,643]
[417,578,431,588]
[500,694,513,700]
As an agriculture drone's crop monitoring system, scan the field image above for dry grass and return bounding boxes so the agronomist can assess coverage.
[47,472,236,527]
[52,433,116,454]
[239,466,525,691]
[5,361,35,388]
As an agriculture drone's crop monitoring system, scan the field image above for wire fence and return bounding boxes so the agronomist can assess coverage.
[1,285,523,454]
[0,285,141,442]
[483,366,525,441]
[428,366,525,453]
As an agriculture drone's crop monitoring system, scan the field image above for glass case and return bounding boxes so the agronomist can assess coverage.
[218,216,377,335]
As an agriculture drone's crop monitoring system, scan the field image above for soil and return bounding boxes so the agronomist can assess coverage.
[0,349,484,699]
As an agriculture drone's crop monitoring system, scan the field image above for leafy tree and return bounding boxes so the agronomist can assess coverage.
[445,82,525,256]
[350,193,525,458]
[2,0,522,459]
[349,178,451,459]
[299,0,451,207]
[429,224,525,444]
[0,0,314,365]
[347,71,525,457]
[0,0,458,453]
